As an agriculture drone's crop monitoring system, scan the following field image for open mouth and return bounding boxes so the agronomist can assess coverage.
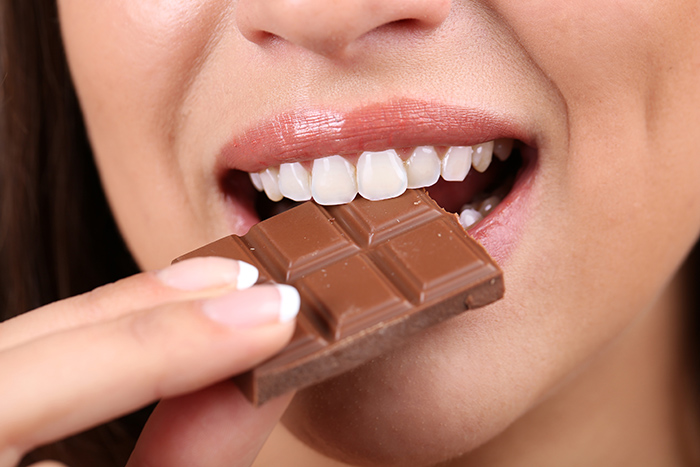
[216,100,537,250]
[245,139,525,230]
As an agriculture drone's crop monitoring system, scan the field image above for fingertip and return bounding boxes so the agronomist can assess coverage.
[157,257,259,292]
[201,284,299,328]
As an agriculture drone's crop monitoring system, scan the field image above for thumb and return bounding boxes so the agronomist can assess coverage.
[127,382,293,467]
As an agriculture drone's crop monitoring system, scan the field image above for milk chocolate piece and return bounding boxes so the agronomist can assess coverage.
[176,190,503,405]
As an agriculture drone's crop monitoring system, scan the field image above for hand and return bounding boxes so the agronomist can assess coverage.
[0,257,299,467]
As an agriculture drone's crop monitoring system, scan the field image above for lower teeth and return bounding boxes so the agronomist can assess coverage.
[459,194,502,229]
[459,208,483,229]
[478,195,500,216]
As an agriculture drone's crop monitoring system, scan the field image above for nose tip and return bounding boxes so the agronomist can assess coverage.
[236,0,451,57]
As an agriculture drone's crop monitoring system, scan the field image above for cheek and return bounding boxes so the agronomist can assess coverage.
[495,0,700,150]
[57,0,229,268]
[495,0,679,98]
[499,0,700,281]
[58,0,220,125]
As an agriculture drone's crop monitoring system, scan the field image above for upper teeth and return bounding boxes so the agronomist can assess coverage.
[357,150,408,201]
[312,156,357,205]
[249,139,513,206]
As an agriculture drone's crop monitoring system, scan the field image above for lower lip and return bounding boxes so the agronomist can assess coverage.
[468,145,537,264]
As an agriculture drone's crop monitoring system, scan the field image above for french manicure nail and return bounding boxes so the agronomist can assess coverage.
[201,284,300,328]
[157,257,259,291]
[276,284,301,322]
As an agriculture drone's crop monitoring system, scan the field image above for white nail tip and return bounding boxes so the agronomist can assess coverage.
[357,150,408,201]
[249,172,264,191]
[275,284,300,323]
[441,146,472,181]
[279,162,312,201]
[311,156,357,205]
[406,146,441,189]
[260,167,283,202]
[236,261,259,290]
[472,141,494,173]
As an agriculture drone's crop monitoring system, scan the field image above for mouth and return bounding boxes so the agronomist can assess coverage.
[217,99,537,260]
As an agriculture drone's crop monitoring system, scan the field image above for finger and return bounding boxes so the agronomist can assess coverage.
[0,284,298,457]
[127,382,293,467]
[0,257,259,350]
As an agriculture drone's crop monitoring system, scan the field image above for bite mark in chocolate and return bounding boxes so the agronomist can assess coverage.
[176,189,503,405]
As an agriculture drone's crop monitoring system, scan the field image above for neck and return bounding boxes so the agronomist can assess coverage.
[448,272,700,467]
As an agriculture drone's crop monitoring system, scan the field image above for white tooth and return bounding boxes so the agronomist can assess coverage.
[459,208,483,229]
[249,172,264,191]
[471,141,494,173]
[406,146,441,188]
[311,155,357,205]
[441,146,472,181]
[493,138,514,161]
[278,162,312,201]
[478,195,501,216]
[259,167,283,202]
[357,150,408,201]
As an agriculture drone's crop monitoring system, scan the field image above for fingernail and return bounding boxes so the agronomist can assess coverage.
[202,284,300,328]
[276,284,301,323]
[157,257,259,291]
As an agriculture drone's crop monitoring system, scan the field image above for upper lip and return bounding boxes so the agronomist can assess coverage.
[216,98,534,175]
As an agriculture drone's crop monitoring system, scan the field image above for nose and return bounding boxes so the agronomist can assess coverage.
[236,0,451,57]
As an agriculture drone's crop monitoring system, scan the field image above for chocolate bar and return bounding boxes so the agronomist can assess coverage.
[176,190,503,405]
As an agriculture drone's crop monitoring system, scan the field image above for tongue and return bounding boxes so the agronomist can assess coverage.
[426,165,502,213]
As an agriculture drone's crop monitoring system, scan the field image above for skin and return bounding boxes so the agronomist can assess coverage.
[4,0,700,465]
[0,257,297,466]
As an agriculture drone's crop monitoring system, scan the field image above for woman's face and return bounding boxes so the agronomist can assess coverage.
[58,0,700,464]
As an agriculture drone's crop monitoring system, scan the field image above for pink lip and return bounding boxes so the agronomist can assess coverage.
[217,98,538,265]
[217,99,533,174]
[469,146,537,264]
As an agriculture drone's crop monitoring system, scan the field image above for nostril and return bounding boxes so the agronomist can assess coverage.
[236,0,451,57]
[243,29,282,48]
[374,18,439,40]
[387,18,423,29]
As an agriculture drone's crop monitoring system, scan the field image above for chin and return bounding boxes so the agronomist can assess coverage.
[281,319,517,467]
